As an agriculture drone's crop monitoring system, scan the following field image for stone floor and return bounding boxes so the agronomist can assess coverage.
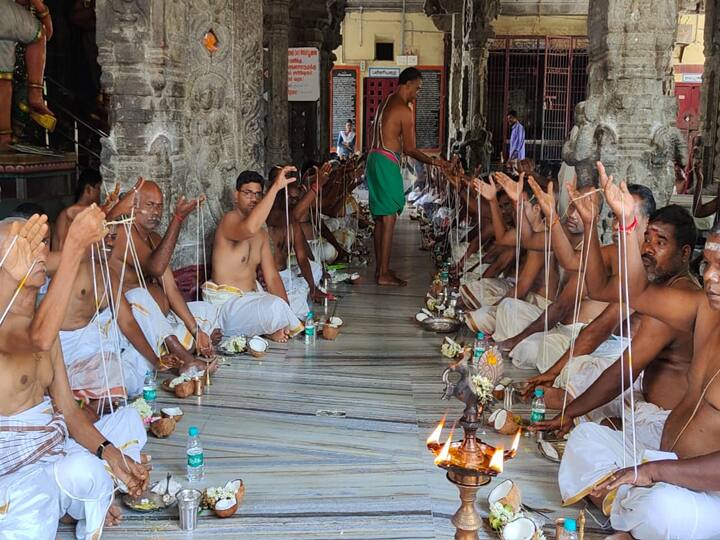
[60,214,609,539]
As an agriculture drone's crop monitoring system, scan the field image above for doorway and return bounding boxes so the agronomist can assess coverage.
[362,77,398,151]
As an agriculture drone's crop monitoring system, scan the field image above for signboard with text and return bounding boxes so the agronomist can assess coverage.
[414,66,445,152]
[288,47,320,101]
[329,66,360,152]
[368,67,400,78]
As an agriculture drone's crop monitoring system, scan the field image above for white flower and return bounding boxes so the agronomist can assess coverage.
[130,398,153,419]
[470,374,494,404]
[488,501,519,531]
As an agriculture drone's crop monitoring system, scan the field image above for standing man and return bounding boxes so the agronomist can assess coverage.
[507,110,525,163]
[53,168,102,250]
[366,67,448,286]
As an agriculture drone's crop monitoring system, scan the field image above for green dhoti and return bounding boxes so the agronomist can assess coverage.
[365,149,404,218]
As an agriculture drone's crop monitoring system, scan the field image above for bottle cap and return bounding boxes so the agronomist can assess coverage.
[307,311,314,318]
[535,388,544,397]
[188,426,199,437]
[564,518,577,532]
[476,332,485,339]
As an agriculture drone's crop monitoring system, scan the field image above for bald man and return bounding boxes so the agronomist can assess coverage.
[109,181,219,374]
[0,210,148,540]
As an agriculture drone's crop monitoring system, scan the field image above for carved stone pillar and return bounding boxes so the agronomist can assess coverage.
[96,0,265,266]
[447,12,463,153]
[562,0,686,203]
[265,0,291,166]
[700,0,720,185]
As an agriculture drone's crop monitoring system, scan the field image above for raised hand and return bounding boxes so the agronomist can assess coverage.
[65,204,108,251]
[596,161,633,224]
[472,177,497,201]
[494,171,524,203]
[1,215,49,281]
[528,177,557,220]
[317,162,333,188]
[566,182,599,225]
[101,184,121,213]
[174,195,205,221]
[274,166,298,190]
[108,177,145,217]
[522,371,556,399]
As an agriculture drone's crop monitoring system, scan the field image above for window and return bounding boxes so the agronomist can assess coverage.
[375,42,394,61]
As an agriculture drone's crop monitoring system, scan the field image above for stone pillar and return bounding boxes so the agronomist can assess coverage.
[427,0,498,172]
[96,0,265,266]
[562,0,686,202]
[700,0,720,185]
[265,0,291,166]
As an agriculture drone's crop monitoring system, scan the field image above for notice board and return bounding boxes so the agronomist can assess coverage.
[288,47,320,102]
[414,67,445,152]
[329,66,360,152]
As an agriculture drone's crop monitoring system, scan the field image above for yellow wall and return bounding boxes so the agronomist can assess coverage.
[674,13,705,81]
[492,15,587,36]
[334,10,446,145]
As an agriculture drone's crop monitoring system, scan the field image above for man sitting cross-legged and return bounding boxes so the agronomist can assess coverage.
[551,163,720,540]
[0,209,148,540]
[519,178,658,404]
[109,181,219,373]
[464,174,558,337]
[205,168,304,342]
[267,165,330,318]
[533,204,699,450]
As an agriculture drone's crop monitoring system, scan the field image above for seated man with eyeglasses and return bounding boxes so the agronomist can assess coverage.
[204,168,304,343]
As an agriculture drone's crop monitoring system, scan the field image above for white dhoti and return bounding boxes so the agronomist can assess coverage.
[59,309,126,402]
[465,306,497,335]
[309,239,338,264]
[0,400,146,540]
[511,323,585,372]
[280,268,310,319]
[460,278,513,310]
[492,297,544,342]
[203,281,303,338]
[559,423,720,540]
[124,287,219,356]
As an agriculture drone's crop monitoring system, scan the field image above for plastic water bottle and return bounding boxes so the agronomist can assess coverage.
[472,332,486,366]
[440,262,450,287]
[142,370,157,406]
[563,518,578,540]
[305,311,316,345]
[530,388,546,423]
[186,426,205,482]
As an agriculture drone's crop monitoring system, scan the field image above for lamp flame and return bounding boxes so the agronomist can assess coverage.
[434,432,453,465]
[510,430,521,453]
[489,446,504,473]
[426,416,446,446]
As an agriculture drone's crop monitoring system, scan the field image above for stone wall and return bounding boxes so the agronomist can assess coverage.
[562,0,686,203]
[96,0,265,266]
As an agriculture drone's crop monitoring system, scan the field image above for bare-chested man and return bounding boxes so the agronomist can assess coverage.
[366,67,449,286]
[57,220,178,401]
[53,168,102,250]
[533,205,699,450]
[109,181,217,373]
[0,208,148,540]
[520,178,657,403]
[463,175,558,336]
[205,168,303,342]
[555,162,720,540]
[267,166,330,317]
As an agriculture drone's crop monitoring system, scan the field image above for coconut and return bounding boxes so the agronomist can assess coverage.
[249,336,268,358]
[488,409,501,424]
[229,479,245,505]
[493,384,506,401]
[174,380,195,398]
[416,312,430,323]
[328,316,343,328]
[150,417,176,438]
[213,496,238,518]
[323,318,343,340]
[502,517,536,540]
[494,409,520,435]
[488,479,522,513]
[161,407,183,421]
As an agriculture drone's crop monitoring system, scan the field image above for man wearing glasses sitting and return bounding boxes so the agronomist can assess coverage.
[204,168,304,343]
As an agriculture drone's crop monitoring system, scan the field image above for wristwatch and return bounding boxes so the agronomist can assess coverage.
[96,439,113,460]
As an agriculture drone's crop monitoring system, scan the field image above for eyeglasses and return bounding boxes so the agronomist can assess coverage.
[239,189,263,199]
